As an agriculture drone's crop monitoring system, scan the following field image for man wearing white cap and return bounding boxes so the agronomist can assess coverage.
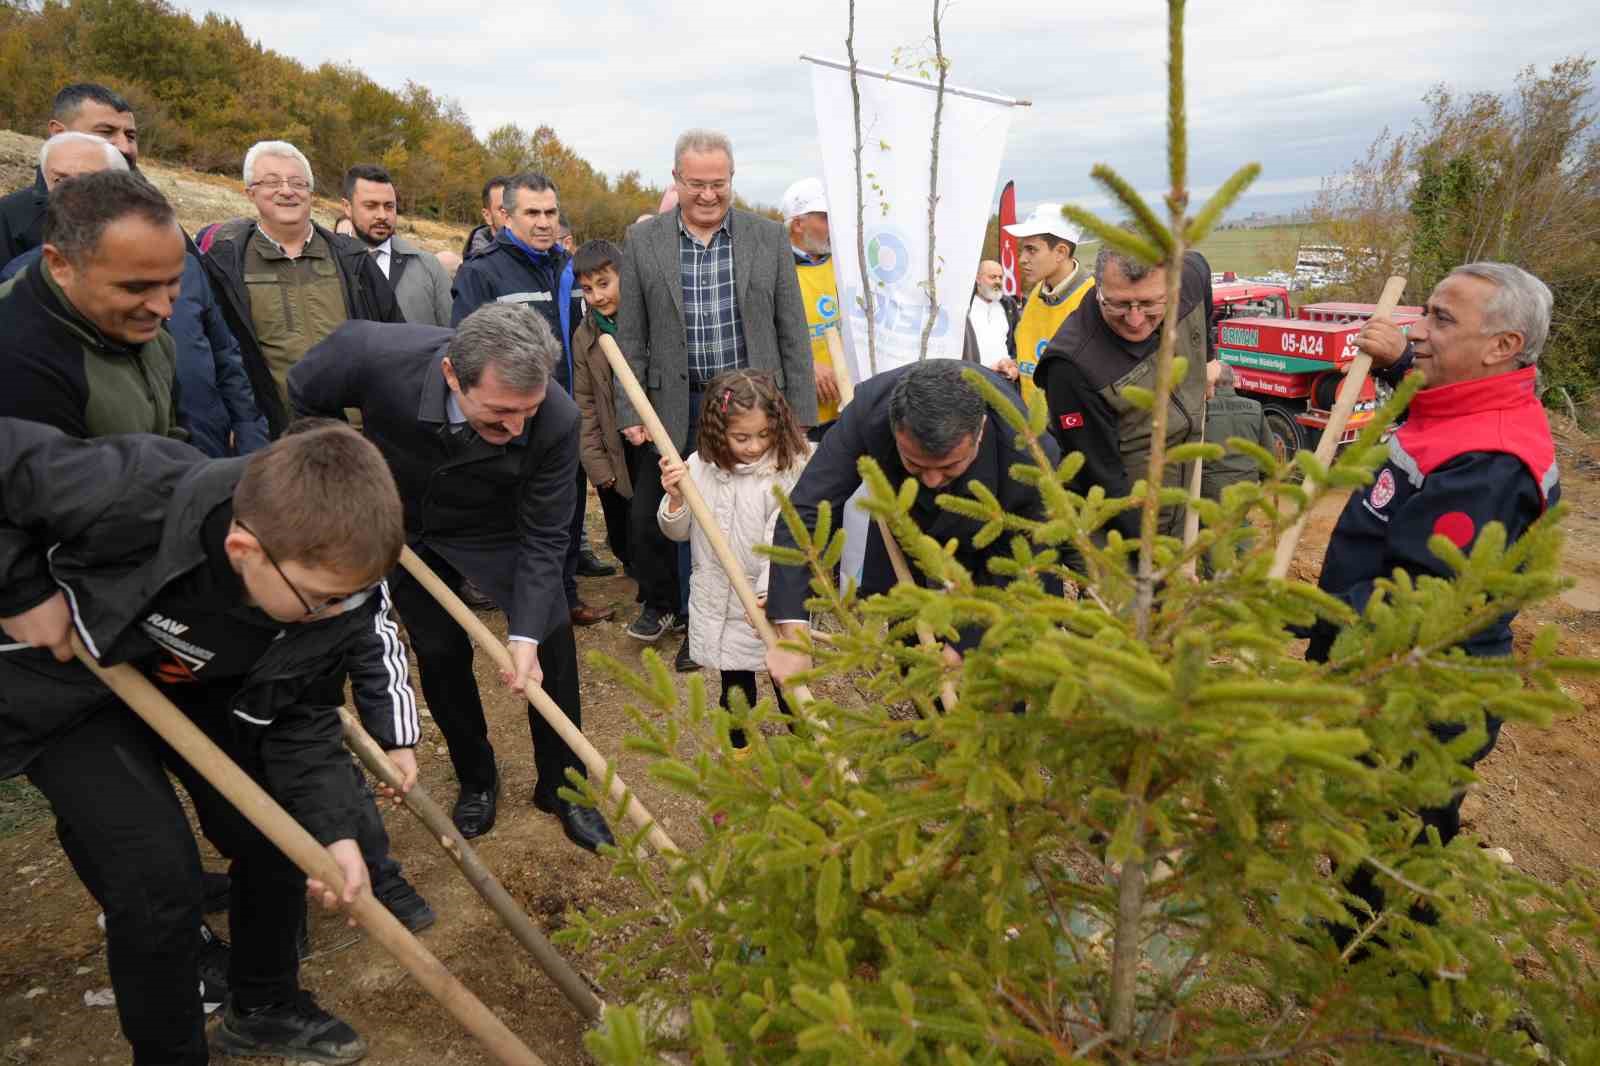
[783,177,843,434]
[1003,202,1095,405]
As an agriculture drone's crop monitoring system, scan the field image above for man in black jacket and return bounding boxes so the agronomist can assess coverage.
[202,139,402,437]
[288,304,616,852]
[1033,248,1215,544]
[766,360,1061,683]
[0,420,409,1065]
[0,82,140,261]
[449,172,612,627]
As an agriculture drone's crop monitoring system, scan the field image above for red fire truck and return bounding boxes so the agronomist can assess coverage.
[1211,277,1421,460]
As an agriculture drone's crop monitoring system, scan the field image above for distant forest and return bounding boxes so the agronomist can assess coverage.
[0,0,671,240]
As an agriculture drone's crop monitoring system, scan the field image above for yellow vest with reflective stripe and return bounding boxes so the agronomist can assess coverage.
[1014,273,1095,406]
[795,257,841,423]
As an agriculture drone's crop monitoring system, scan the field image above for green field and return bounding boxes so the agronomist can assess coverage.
[1193,223,1324,277]
[986,221,1324,280]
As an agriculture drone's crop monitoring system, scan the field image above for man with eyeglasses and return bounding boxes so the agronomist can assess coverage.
[765,360,1060,686]
[203,139,402,437]
[1033,247,1216,544]
[0,419,410,1065]
[615,129,815,668]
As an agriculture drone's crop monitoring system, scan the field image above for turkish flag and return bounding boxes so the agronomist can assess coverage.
[998,180,1020,298]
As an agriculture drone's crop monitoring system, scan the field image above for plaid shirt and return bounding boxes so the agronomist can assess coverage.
[679,214,746,385]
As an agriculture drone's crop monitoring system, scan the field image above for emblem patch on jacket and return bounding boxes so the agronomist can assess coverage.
[1370,468,1396,509]
[1059,412,1085,430]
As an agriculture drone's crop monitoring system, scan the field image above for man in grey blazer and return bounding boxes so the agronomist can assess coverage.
[342,164,453,327]
[615,129,816,658]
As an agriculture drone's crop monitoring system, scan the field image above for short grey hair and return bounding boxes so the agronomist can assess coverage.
[39,132,127,173]
[501,172,558,215]
[243,140,314,190]
[888,361,986,456]
[448,304,557,393]
[673,128,735,173]
[1215,362,1236,388]
[1446,261,1553,366]
[1094,247,1160,286]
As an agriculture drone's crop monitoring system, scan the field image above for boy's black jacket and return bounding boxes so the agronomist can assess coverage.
[0,419,399,842]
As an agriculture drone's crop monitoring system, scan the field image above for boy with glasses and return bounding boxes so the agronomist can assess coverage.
[0,419,415,1064]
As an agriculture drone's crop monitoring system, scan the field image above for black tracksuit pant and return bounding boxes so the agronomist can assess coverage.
[627,441,682,614]
[563,463,586,609]
[387,543,584,802]
[28,687,307,1065]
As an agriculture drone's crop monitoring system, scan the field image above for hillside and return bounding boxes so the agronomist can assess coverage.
[0,129,469,253]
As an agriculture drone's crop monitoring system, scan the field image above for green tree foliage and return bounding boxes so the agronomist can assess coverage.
[0,0,665,237]
[1316,58,1600,402]
[562,4,1600,1061]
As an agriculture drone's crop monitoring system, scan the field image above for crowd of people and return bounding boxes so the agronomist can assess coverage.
[0,79,1565,1065]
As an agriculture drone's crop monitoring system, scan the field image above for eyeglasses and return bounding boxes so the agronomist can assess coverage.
[249,177,312,193]
[1098,294,1167,317]
[235,519,360,618]
[676,177,730,195]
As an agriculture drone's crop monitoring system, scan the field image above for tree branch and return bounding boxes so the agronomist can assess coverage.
[916,0,948,361]
[846,0,878,374]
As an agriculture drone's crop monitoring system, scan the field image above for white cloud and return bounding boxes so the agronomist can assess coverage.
[171,0,1594,218]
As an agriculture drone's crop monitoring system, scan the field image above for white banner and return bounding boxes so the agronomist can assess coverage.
[806,56,1019,380]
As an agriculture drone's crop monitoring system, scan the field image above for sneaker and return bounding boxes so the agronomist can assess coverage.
[625,605,670,643]
[674,638,700,673]
[374,877,436,933]
[198,922,229,1015]
[668,611,688,635]
[211,991,368,1065]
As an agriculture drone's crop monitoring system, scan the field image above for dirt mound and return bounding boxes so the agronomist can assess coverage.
[0,129,467,253]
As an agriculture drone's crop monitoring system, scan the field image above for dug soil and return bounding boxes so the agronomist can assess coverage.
[0,131,1596,1056]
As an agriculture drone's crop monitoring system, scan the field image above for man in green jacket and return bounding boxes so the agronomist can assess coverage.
[0,169,184,438]
[1201,362,1273,502]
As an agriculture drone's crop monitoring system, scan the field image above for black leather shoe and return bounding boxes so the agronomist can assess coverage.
[533,793,616,852]
[577,548,617,577]
[452,778,499,839]
[459,580,498,612]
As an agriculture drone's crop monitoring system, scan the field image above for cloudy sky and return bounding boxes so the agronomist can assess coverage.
[172,0,1593,218]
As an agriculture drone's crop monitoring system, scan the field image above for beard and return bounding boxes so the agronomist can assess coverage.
[976,284,1002,302]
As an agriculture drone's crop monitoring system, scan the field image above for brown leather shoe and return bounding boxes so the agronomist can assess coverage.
[570,601,616,626]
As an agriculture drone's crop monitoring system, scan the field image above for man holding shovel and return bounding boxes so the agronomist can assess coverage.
[0,420,404,1065]
[289,304,616,852]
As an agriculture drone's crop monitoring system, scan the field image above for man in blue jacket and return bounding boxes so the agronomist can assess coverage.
[451,172,611,627]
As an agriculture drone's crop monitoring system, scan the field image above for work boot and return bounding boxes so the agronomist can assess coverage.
[211,991,368,1064]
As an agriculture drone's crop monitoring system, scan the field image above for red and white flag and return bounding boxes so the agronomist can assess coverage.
[998,180,1020,298]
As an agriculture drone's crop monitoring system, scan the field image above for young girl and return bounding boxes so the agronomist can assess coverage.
[658,369,814,748]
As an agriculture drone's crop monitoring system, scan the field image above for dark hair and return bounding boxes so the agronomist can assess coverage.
[43,170,175,265]
[448,303,557,392]
[52,83,133,122]
[481,175,509,207]
[342,163,394,200]
[573,239,621,281]
[696,369,808,474]
[558,213,572,234]
[888,362,986,456]
[234,421,404,584]
[1036,234,1076,255]
[501,172,558,215]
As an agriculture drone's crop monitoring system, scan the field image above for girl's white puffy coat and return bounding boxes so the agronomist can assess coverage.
[657,446,813,671]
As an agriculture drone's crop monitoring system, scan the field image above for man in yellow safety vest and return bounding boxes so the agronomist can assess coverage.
[782,177,844,437]
[1003,202,1095,405]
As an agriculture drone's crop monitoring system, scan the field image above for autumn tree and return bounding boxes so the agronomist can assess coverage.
[1315,58,1599,399]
